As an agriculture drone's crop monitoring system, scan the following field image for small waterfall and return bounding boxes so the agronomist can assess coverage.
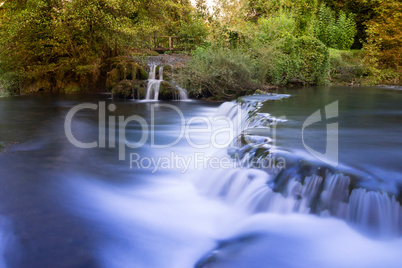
[174,85,188,100]
[145,64,162,101]
[195,99,402,238]
[348,189,401,237]
[145,64,188,101]
[146,80,161,100]
[148,64,156,80]
[159,66,164,81]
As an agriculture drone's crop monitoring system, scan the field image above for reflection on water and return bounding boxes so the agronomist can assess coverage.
[0,86,401,267]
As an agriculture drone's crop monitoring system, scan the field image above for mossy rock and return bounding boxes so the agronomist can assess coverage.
[106,57,148,91]
[112,80,147,99]
[136,81,147,99]
[254,89,265,95]
[155,66,160,80]
[162,65,174,81]
[112,80,134,99]
[159,81,179,100]
[23,79,52,93]
[65,82,81,94]
[137,68,149,80]
[106,68,120,90]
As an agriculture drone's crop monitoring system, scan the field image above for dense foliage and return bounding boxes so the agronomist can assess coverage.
[363,0,401,84]
[0,0,206,94]
[179,47,257,99]
[0,0,400,98]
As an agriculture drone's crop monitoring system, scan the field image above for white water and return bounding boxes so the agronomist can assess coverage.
[195,100,402,238]
[145,65,161,101]
[63,177,243,268]
[174,85,188,100]
[62,96,402,267]
[64,175,402,268]
[145,64,188,101]
[64,174,402,268]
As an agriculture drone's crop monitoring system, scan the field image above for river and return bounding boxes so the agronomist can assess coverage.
[0,86,401,268]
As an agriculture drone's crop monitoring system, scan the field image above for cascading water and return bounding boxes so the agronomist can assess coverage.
[145,64,188,101]
[194,96,402,238]
[145,64,162,100]
[2,86,402,267]
[174,85,189,100]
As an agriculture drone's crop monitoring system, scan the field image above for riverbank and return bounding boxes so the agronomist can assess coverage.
[328,49,401,86]
[177,45,400,101]
[0,88,9,98]
[0,49,399,101]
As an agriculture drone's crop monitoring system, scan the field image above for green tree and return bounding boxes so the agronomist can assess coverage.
[314,3,356,49]
[320,0,383,48]
[0,0,205,94]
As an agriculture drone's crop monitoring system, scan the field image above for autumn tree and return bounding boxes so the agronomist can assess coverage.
[364,0,401,71]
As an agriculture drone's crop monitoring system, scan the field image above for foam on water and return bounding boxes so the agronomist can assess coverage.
[62,177,243,268]
[62,94,402,267]
[63,176,402,268]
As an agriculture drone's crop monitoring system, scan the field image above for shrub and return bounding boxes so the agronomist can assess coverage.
[257,12,296,43]
[329,49,368,83]
[257,36,329,85]
[293,36,330,85]
[179,35,330,100]
[313,3,356,50]
[178,46,259,99]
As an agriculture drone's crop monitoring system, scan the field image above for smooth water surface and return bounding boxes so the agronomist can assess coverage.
[0,86,401,268]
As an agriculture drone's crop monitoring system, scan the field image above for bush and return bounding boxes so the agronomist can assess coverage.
[0,88,10,98]
[257,36,329,85]
[178,35,330,100]
[178,46,259,99]
[329,49,368,83]
[257,12,296,43]
[313,3,356,50]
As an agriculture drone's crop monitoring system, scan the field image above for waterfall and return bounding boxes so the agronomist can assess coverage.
[145,64,188,101]
[348,189,401,237]
[159,66,164,81]
[194,98,402,238]
[150,64,157,80]
[174,85,188,100]
[145,64,162,101]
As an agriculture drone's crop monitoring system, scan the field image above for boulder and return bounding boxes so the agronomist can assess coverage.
[159,81,179,100]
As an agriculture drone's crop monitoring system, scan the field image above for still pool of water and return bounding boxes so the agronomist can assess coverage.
[0,86,401,268]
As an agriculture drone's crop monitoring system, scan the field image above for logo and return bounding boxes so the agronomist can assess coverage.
[302,101,339,167]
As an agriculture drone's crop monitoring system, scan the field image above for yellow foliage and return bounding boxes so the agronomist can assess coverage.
[364,0,401,72]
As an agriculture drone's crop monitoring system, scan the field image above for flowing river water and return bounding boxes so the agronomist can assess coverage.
[0,86,401,267]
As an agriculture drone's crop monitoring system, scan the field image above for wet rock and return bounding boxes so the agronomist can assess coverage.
[159,81,179,100]
[64,82,81,94]
[106,57,148,92]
